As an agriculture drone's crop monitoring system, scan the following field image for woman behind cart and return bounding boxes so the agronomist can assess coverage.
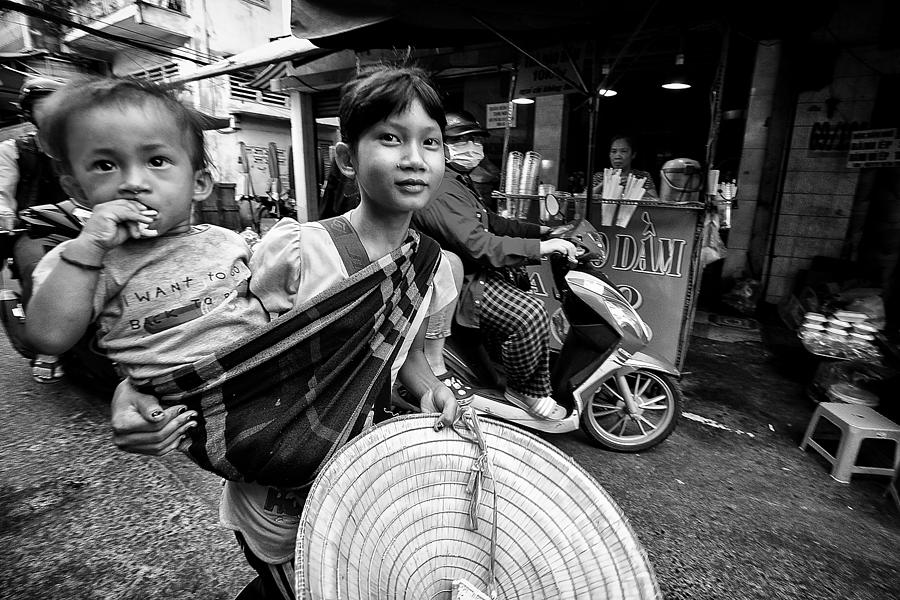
[591,134,658,200]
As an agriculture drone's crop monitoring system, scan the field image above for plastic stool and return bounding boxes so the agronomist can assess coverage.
[799,402,900,484]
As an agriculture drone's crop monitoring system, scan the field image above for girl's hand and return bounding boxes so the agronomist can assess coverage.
[80,200,158,251]
[421,384,459,432]
[110,379,197,456]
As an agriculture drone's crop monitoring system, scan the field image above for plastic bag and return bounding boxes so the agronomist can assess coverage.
[807,360,892,403]
[842,291,886,330]
[722,278,761,316]
[699,211,727,268]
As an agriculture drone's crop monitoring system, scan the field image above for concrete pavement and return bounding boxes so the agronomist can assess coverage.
[1,310,899,599]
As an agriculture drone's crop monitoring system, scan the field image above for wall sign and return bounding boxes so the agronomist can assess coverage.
[486,102,516,129]
[847,128,900,168]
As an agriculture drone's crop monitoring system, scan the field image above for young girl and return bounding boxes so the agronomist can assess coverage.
[109,65,459,599]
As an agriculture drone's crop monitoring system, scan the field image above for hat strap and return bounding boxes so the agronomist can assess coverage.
[454,407,499,599]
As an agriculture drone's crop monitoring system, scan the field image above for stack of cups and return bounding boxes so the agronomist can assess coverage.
[519,151,542,195]
[502,151,524,218]
[517,151,542,219]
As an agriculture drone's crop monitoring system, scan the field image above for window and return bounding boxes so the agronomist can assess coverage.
[128,62,180,84]
[229,71,289,108]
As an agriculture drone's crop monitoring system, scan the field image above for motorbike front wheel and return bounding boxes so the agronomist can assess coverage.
[581,369,681,452]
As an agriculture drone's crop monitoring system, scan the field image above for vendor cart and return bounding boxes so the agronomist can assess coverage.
[501,192,705,370]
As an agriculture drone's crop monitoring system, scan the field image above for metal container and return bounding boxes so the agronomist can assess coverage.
[659,158,702,203]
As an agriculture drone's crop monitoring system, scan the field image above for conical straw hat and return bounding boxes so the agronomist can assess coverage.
[296,413,660,599]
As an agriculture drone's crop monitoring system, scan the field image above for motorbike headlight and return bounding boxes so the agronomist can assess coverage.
[602,292,650,342]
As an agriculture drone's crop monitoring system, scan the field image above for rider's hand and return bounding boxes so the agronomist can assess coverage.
[110,379,197,456]
[539,238,578,263]
[75,200,158,258]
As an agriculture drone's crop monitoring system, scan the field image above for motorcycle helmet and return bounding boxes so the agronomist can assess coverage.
[17,76,65,123]
[444,110,489,140]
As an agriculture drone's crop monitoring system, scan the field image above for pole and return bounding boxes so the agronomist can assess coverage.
[499,67,517,194]
[584,92,599,222]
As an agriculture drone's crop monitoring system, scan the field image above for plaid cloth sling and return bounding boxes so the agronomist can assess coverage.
[138,218,441,489]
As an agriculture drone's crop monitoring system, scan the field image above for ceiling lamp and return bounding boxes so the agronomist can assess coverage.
[512,97,535,105]
[661,53,691,90]
[597,63,617,97]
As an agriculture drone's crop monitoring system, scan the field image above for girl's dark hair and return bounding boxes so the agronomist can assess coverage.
[39,75,209,171]
[339,65,445,147]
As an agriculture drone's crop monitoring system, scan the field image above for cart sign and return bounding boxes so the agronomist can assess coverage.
[525,203,703,370]
[847,128,900,168]
[486,103,516,129]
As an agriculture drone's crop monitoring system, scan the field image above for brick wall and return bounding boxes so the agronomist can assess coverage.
[765,54,878,301]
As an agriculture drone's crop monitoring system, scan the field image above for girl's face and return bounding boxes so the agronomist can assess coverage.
[61,101,210,235]
[609,138,635,172]
[343,98,445,216]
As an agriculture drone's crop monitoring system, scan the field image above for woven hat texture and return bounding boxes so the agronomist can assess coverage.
[296,413,660,599]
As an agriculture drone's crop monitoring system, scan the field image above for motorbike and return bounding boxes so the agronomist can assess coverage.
[442,195,682,452]
[0,200,119,394]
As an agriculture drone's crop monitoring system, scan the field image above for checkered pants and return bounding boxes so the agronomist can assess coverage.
[478,271,552,397]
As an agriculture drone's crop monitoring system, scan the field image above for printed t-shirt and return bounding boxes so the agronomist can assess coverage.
[32,224,268,382]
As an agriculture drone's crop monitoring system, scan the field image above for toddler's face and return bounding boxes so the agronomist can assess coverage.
[351,98,445,215]
[62,101,207,235]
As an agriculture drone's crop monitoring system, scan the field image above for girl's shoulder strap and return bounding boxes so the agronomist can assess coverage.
[319,215,370,275]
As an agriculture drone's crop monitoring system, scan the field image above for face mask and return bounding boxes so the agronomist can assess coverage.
[446,140,484,171]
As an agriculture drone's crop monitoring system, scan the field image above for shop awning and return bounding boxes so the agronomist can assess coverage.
[167,35,337,86]
[289,0,617,49]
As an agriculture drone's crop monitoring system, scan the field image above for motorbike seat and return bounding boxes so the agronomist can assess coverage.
[447,321,504,389]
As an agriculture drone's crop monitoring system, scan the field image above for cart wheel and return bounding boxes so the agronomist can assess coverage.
[581,369,681,452]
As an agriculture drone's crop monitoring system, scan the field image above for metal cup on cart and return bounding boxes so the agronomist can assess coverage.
[538,184,556,222]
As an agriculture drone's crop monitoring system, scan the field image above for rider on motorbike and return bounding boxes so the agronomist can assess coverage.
[0,75,68,383]
[412,110,578,420]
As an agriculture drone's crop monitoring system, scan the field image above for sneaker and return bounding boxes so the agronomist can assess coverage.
[31,354,65,384]
[504,389,567,420]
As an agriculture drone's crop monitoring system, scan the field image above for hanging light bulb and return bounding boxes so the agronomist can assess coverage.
[661,53,691,90]
[598,63,617,97]
[512,97,535,104]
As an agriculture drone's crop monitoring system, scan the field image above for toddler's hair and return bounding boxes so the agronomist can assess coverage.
[39,76,209,171]
[339,65,445,147]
